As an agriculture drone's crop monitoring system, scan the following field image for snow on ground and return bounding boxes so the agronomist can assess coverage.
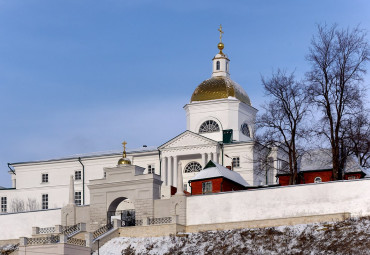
[94,217,370,255]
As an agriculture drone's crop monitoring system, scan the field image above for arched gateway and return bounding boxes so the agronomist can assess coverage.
[107,197,136,226]
[88,163,162,231]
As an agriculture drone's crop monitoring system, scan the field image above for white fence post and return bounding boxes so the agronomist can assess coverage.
[19,237,28,246]
[32,227,39,235]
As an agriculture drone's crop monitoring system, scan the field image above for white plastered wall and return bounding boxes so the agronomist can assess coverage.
[187,179,370,226]
[0,209,61,240]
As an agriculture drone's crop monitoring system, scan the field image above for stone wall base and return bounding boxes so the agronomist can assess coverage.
[185,212,351,233]
[18,243,91,255]
[118,224,186,237]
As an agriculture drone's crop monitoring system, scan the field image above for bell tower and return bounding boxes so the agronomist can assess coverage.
[212,25,230,78]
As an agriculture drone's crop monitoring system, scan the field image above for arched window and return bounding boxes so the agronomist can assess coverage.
[216,61,220,70]
[226,62,229,71]
[314,177,322,183]
[199,120,220,133]
[184,162,202,173]
[241,123,250,137]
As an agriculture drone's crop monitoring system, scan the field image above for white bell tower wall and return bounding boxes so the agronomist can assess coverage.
[184,98,257,142]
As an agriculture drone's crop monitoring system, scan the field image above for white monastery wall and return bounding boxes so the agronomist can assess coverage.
[187,179,370,226]
[0,209,61,240]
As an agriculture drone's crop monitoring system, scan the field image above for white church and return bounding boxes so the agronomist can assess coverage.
[1,27,369,255]
[0,29,276,214]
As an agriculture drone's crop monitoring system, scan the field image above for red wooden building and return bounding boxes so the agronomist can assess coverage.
[277,150,367,186]
[188,160,248,195]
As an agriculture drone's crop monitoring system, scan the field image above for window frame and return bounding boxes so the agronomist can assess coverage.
[75,170,82,181]
[1,197,7,213]
[41,173,49,183]
[241,123,250,137]
[232,157,240,168]
[202,181,212,194]
[148,164,155,174]
[75,191,82,206]
[42,194,48,210]
[216,61,220,70]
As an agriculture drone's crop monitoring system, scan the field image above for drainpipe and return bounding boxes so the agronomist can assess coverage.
[7,163,15,175]
[78,157,85,205]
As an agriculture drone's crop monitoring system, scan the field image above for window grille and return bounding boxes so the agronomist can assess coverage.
[199,120,220,133]
[314,177,322,183]
[75,191,82,206]
[184,162,202,173]
[241,123,250,137]
[1,197,7,213]
[232,157,240,168]
[148,165,155,174]
[42,194,48,210]
[202,181,212,194]
[42,173,48,183]
[75,171,81,180]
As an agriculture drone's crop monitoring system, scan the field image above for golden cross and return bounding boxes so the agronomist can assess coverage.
[218,24,224,42]
[122,141,127,151]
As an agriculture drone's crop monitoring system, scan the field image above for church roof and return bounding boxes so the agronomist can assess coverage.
[190,76,251,106]
[189,160,248,187]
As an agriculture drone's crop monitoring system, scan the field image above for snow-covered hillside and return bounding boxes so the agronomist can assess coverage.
[95,217,370,255]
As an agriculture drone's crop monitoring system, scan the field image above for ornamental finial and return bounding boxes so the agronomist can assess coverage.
[217,24,225,54]
[122,141,127,158]
[218,24,224,43]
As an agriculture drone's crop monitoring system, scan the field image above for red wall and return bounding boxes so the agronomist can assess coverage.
[300,170,333,184]
[277,175,291,186]
[190,178,244,195]
[344,173,362,180]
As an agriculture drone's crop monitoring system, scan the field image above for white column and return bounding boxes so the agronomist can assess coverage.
[201,153,206,168]
[173,156,178,188]
[214,152,219,163]
[175,162,184,196]
[208,153,212,163]
[167,156,172,186]
[163,157,168,186]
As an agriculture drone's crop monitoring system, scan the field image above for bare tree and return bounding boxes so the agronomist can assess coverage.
[26,198,39,211]
[257,70,308,184]
[306,24,369,180]
[342,111,370,169]
[10,198,25,213]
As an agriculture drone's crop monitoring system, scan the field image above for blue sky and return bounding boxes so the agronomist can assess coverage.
[0,0,369,187]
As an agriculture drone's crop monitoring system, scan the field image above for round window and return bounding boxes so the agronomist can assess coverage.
[184,162,202,173]
[314,177,322,183]
[199,120,220,133]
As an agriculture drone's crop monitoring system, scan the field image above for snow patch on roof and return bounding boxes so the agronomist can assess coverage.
[189,160,248,187]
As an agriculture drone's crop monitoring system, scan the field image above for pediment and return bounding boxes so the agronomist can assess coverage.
[159,131,218,150]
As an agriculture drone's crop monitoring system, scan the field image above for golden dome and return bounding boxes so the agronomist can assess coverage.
[190,76,251,106]
[118,141,131,165]
[118,157,131,165]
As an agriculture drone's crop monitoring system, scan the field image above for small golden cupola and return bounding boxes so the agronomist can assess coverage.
[190,25,252,106]
[118,141,131,165]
